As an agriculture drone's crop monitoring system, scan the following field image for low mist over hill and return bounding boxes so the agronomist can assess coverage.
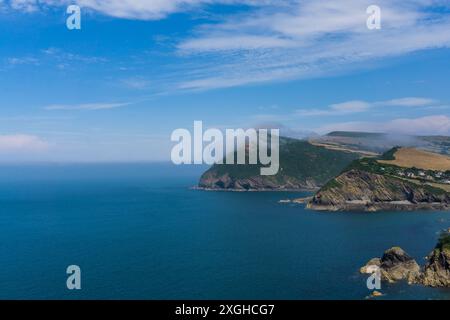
[198,137,359,191]
[310,131,450,155]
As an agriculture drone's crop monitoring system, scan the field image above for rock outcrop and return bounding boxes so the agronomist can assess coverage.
[361,232,450,289]
[379,247,421,283]
[419,232,450,287]
[360,258,381,274]
[360,247,420,284]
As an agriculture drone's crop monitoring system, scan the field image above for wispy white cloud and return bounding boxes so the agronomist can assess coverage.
[2,48,107,71]
[179,35,296,52]
[316,115,450,136]
[8,0,39,12]
[6,57,40,65]
[176,0,450,90]
[42,47,108,64]
[295,97,439,117]
[44,102,131,111]
[121,77,151,90]
[251,96,445,135]
[0,134,48,152]
[4,1,450,91]
[380,97,438,107]
[5,0,274,19]
[296,101,371,116]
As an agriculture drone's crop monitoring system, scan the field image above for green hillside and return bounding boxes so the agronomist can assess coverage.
[198,138,359,190]
[308,147,450,212]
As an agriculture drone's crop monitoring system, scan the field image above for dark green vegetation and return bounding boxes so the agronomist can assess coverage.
[326,131,385,138]
[378,146,401,160]
[436,232,450,253]
[199,137,360,190]
[321,178,343,191]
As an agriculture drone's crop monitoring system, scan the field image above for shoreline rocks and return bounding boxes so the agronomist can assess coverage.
[379,247,421,284]
[419,232,450,287]
[360,258,381,274]
[198,172,320,191]
[360,231,450,289]
[360,247,420,284]
[367,290,384,299]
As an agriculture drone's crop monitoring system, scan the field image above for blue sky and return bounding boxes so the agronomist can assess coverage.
[0,0,449,162]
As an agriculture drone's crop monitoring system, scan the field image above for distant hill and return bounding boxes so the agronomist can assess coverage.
[307,147,450,212]
[310,131,450,155]
[198,137,359,191]
[326,131,385,138]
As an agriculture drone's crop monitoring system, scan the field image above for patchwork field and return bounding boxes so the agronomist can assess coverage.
[378,148,450,171]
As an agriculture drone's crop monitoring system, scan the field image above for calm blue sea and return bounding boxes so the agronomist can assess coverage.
[0,163,449,300]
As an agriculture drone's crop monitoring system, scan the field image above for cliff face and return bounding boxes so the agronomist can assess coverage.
[420,232,450,287]
[199,171,319,191]
[307,169,450,211]
[198,139,359,191]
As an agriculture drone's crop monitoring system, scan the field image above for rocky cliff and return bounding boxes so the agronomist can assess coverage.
[420,231,450,287]
[307,169,450,211]
[198,138,359,191]
[199,171,318,190]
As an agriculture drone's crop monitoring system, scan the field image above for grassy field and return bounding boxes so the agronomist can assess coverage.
[308,141,379,157]
[378,148,450,171]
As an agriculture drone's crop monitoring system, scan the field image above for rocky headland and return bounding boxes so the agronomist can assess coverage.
[198,138,358,191]
[306,147,450,212]
[307,169,450,212]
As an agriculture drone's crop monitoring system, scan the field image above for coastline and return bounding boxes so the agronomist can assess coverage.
[191,186,319,192]
[278,197,450,212]
[306,202,450,212]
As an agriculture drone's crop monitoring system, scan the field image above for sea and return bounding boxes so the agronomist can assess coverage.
[0,163,449,300]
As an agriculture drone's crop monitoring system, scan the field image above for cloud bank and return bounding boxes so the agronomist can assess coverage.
[0,134,49,152]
